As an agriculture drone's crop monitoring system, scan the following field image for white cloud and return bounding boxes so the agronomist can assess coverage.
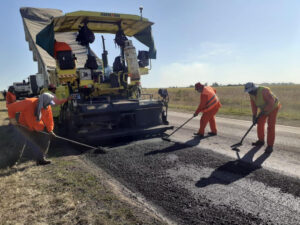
[142,60,300,88]
[155,62,215,87]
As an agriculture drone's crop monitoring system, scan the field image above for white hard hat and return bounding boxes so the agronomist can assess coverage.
[244,82,257,93]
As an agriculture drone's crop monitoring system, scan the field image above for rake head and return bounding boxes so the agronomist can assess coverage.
[230,142,242,151]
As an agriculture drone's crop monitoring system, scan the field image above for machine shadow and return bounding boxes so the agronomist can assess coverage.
[144,135,209,156]
[195,146,271,188]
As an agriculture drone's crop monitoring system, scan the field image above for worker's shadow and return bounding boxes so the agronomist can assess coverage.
[144,135,208,156]
[195,146,271,188]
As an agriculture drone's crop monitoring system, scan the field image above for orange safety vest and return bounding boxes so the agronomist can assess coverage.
[202,86,220,113]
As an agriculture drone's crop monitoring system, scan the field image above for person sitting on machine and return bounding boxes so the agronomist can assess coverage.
[54,40,76,70]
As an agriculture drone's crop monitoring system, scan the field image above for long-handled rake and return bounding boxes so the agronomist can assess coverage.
[14,125,106,164]
[162,115,195,142]
[50,133,106,154]
[231,113,263,150]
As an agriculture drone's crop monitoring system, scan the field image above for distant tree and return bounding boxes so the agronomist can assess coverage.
[212,82,219,87]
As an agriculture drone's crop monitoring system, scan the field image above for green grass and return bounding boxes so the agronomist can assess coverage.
[143,85,300,126]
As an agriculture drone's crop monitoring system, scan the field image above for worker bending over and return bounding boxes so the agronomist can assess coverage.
[194,82,221,137]
[6,86,16,108]
[8,93,57,165]
[244,82,281,153]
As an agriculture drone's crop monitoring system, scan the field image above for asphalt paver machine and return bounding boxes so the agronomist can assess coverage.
[20,7,172,143]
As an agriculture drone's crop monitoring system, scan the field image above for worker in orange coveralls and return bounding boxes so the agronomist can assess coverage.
[244,82,281,154]
[6,86,16,108]
[8,93,57,165]
[193,82,222,138]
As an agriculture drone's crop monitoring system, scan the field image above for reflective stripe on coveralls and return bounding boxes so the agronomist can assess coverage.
[202,86,220,113]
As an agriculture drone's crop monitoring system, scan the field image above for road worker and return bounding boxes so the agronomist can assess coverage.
[47,84,72,104]
[40,83,72,118]
[193,82,222,137]
[244,82,281,153]
[6,86,16,108]
[8,93,57,165]
[2,89,7,99]
[54,40,72,58]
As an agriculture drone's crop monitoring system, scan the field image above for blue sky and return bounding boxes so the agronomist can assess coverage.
[1,0,300,90]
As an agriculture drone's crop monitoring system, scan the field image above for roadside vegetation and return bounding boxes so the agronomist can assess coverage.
[143,84,300,127]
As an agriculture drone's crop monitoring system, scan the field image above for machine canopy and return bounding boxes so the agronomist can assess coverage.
[36,10,157,59]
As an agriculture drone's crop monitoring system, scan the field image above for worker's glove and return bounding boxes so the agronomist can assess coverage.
[9,118,18,126]
[193,112,198,117]
[252,115,257,124]
[49,131,57,138]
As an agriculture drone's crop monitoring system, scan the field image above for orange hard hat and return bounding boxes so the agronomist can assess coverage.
[195,82,204,90]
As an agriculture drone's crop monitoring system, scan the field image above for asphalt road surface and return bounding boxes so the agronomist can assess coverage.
[86,111,300,225]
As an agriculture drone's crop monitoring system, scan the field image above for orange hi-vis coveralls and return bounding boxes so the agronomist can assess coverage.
[195,86,222,135]
[8,98,54,132]
[250,86,281,147]
[6,91,16,108]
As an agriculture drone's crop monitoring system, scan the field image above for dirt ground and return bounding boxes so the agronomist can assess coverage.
[0,95,168,225]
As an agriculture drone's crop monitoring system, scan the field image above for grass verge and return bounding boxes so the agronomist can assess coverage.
[143,85,300,127]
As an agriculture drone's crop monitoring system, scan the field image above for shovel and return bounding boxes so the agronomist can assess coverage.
[231,113,263,150]
[162,115,195,142]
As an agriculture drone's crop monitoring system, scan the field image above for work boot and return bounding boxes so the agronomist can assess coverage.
[265,146,273,154]
[194,132,204,138]
[252,140,265,146]
[208,132,217,136]
[36,159,51,166]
